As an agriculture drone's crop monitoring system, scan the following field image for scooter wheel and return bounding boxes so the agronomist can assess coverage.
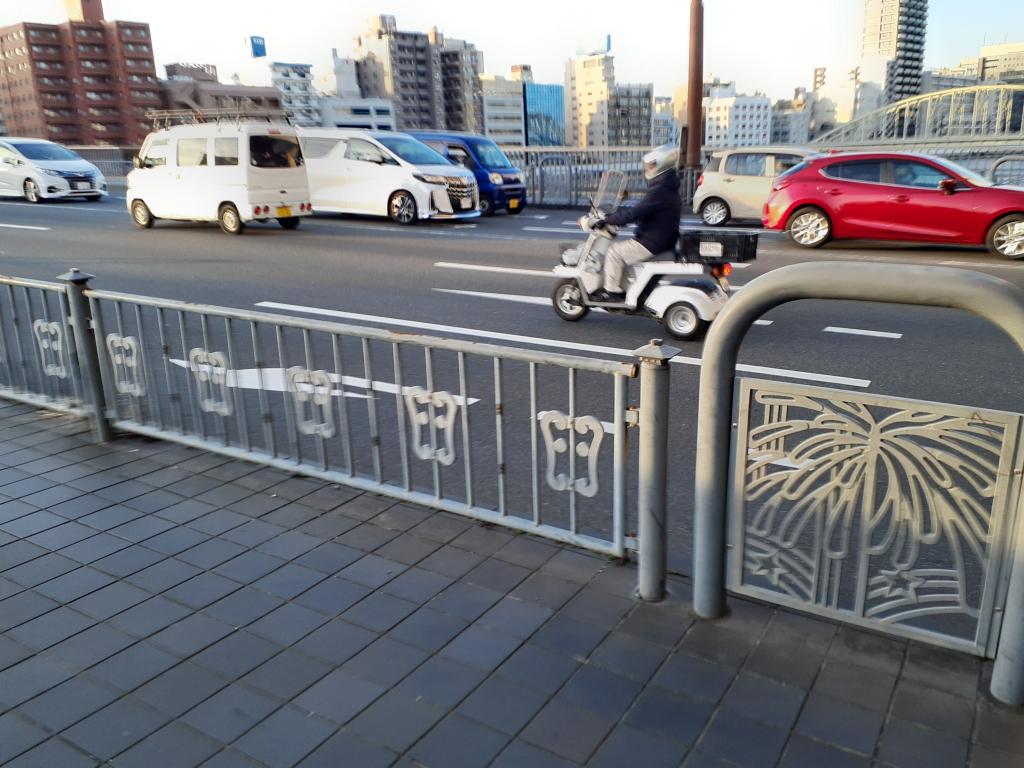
[664,302,707,340]
[552,280,589,321]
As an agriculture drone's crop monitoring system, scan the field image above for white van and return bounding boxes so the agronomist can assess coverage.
[127,121,312,234]
[297,128,479,225]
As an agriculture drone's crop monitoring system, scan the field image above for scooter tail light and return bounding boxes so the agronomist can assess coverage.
[697,174,704,187]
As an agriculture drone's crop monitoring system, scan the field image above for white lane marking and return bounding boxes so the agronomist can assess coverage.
[434,287,772,325]
[0,223,50,231]
[530,214,549,220]
[434,262,553,278]
[939,260,1024,271]
[0,201,121,214]
[255,302,871,388]
[524,226,581,234]
[453,224,477,229]
[824,326,903,339]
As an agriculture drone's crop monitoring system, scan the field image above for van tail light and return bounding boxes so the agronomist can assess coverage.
[697,174,704,187]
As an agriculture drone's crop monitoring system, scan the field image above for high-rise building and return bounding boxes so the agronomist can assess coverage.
[0,0,158,145]
[319,49,395,130]
[510,64,533,83]
[353,15,483,132]
[523,81,564,145]
[861,0,928,105]
[270,62,320,127]
[0,110,6,136]
[564,52,614,146]
[771,88,811,144]
[480,75,524,145]
[608,84,653,146]
[652,96,676,146]
[977,42,1024,84]
[160,63,282,115]
[703,82,771,148]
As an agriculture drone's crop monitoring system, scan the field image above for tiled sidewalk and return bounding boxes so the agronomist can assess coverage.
[0,402,1023,768]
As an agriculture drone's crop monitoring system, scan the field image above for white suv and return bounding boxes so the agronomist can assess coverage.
[693,147,814,225]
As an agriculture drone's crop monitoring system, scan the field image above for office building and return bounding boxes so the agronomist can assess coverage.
[523,81,564,145]
[436,33,483,133]
[652,96,676,146]
[771,88,811,144]
[861,0,928,105]
[703,82,771,148]
[921,68,981,93]
[0,111,6,136]
[564,52,614,146]
[480,75,524,145]
[319,50,395,130]
[609,83,653,146]
[0,0,158,145]
[510,64,533,83]
[270,62,320,127]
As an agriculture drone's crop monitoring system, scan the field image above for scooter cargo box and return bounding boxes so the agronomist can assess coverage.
[679,230,758,264]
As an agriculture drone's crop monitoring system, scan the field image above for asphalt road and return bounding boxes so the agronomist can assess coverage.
[1,187,1022,573]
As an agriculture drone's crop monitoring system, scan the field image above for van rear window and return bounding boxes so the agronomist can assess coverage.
[249,136,303,168]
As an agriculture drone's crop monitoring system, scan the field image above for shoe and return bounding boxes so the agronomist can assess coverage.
[591,290,626,303]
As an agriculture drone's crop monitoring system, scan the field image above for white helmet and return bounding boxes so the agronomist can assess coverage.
[643,145,679,181]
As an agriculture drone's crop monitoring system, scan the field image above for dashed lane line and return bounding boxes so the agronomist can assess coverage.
[0,223,50,231]
[824,326,903,339]
[434,262,553,277]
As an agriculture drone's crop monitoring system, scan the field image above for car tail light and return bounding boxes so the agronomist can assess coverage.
[697,174,704,187]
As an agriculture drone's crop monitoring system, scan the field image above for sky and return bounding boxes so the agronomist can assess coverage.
[3,0,1022,100]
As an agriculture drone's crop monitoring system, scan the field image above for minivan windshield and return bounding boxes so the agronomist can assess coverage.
[249,135,303,168]
[9,142,79,161]
[376,135,451,166]
[468,138,512,168]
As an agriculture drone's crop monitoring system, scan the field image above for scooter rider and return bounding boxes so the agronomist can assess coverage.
[591,146,682,302]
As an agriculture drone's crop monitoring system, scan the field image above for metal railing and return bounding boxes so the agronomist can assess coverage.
[991,155,1024,186]
[69,145,136,177]
[0,271,677,593]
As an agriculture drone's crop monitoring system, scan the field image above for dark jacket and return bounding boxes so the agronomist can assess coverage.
[603,172,682,255]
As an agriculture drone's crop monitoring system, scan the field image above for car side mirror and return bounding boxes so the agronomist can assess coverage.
[1,156,19,166]
[939,178,957,195]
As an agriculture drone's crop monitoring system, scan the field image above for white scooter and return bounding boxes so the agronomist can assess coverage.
[551,172,750,340]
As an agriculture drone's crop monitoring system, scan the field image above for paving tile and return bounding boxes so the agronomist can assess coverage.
[293,618,378,666]
[240,648,332,702]
[388,606,469,653]
[877,716,968,768]
[233,704,336,768]
[48,494,115,520]
[794,691,885,756]
[93,480,153,503]
[7,605,94,650]
[496,642,581,696]
[4,737,97,768]
[343,636,429,686]
[696,708,789,768]
[257,530,322,560]
[109,515,177,543]
[126,558,203,592]
[62,697,170,760]
[214,551,286,584]
[34,565,113,602]
[347,690,446,753]
[164,571,243,610]
[974,697,1024,756]
[253,563,326,600]
[182,683,281,743]
[0,590,60,632]
[418,545,484,578]
[902,643,981,700]
[616,598,694,647]
[491,740,579,768]
[294,541,363,574]
[531,615,608,659]
[464,557,533,594]
[149,613,236,657]
[203,586,285,628]
[557,587,634,630]
[0,654,75,708]
[0,500,36,525]
[78,504,145,531]
[743,637,826,688]
[293,575,370,615]
[186,508,253,538]
[624,686,714,747]
[2,509,66,537]
[520,697,615,763]
[377,566,453,607]
[970,744,1024,768]
[890,679,975,739]
[374,532,443,565]
[678,621,758,669]
[246,602,329,646]
[373,503,432,532]
[338,553,408,588]
[457,675,548,735]
[59,532,132,564]
[396,655,488,708]
[827,625,906,676]
[143,526,210,556]
[0,634,33,671]
[813,658,896,712]
[721,671,807,729]
[340,590,421,634]
[85,641,180,692]
[589,723,689,768]
[652,650,735,702]
[90,545,165,578]
[69,580,151,620]
[476,597,554,641]
[0,540,49,573]
[778,735,871,768]
[154,499,217,525]
[0,712,50,764]
[407,513,472,544]
[133,661,230,717]
[18,674,120,732]
[296,729,397,768]
[508,573,583,611]
[192,630,282,679]
[335,522,400,552]
[293,669,386,725]
[441,625,522,672]
[427,581,504,623]
[556,664,643,721]
[110,721,222,768]
[588,630,670,682]
[28,520,100,550]
[332,494,395,522]
[223,519,287,548]
[492,536,560,570]
[449,525,516,556]
[409,713,510,768]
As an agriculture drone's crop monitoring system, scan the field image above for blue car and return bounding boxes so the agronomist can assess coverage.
[409,131,526,216]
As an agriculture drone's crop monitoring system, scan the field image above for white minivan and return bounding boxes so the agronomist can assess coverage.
[298,128,479,225]
[0,138,108,202]
[127,121,312,234]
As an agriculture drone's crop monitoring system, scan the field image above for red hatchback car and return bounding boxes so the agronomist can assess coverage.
[762,152,1024,258]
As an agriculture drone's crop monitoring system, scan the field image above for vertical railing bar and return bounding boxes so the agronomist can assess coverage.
[88,296,117,424]
[302,327,327,472]
[568,367,578,535]
[23,286,50,400]
[494,358,506,517]
[250,321,275,456]
[178,309,204,440]
[199,312,227,446]
[156,307,183,434]
[529,361,540,526]
[5,284,29,393]
[56,290,82,405]
[133,302,160,429]
[332,333,353,476]
[362,338,383,483]
[225,317,248,452]
[0,287,14,391]
[458,351,473,508]
[612,372,627,556]
[276,324,300,465]
[424,346,442,500]
[392,342,411,491]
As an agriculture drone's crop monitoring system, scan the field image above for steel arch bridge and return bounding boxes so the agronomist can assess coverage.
[815,85,1024,148]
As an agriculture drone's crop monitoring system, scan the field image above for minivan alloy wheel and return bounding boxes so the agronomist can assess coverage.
[23,179,40,203]
[789,210,830,246]
[389,191,417,225]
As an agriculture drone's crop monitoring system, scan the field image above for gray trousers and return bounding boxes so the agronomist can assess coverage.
[603,239,654,292]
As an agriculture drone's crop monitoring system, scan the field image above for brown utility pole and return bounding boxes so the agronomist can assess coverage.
[685,0,704,169]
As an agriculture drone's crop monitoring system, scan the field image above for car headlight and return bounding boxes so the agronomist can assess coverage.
[413,174,447,185]
[488,172,503,185]
[41,168,63,177]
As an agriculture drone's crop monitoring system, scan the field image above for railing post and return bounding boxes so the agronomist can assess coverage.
[59,268,110,442]
[633,339,679,601]
[992,492,1024,706]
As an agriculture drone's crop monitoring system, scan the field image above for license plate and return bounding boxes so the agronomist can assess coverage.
[699,241,724,258]
[508,198,519,209]
[275,206,292,217]
[74,182,90,191]
[460,198,472,210]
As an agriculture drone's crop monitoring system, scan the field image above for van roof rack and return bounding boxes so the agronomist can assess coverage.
[145,108,292,130]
